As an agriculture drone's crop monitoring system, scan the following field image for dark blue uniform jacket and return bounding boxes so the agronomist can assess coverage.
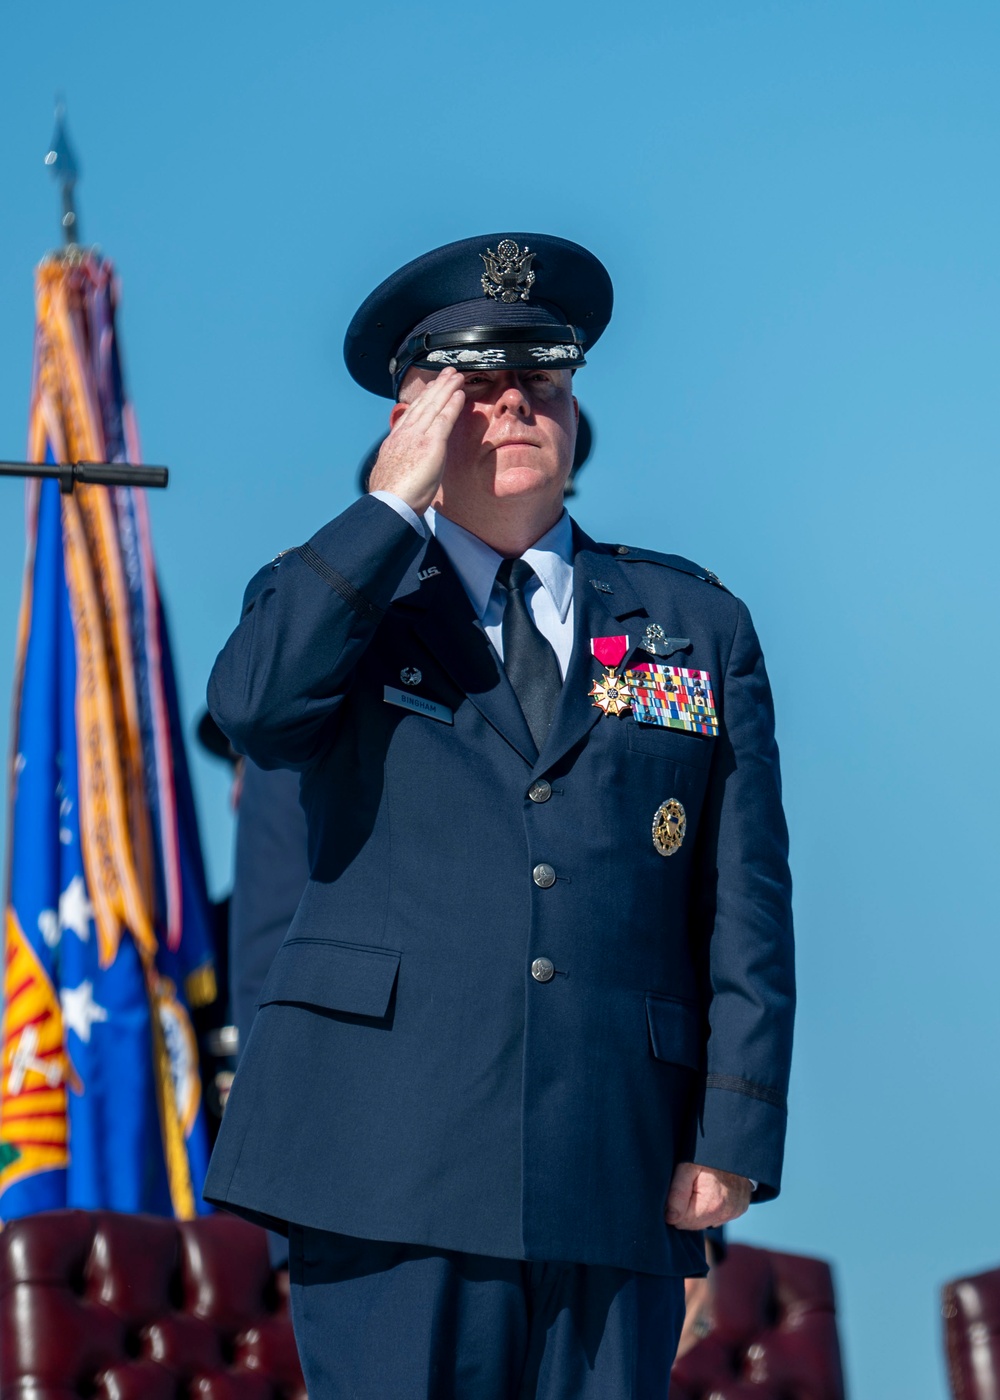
[229,762,309,1058]
[204,494,794,1278]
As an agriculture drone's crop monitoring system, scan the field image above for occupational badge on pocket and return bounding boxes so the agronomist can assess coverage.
[625,665,718,737]
[652,799,686,856]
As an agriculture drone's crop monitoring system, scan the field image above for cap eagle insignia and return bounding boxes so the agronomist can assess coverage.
[481,239,536,302]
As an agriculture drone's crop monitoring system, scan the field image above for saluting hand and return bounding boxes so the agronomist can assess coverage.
[368,367,466,515]
[665,1162,752,1230]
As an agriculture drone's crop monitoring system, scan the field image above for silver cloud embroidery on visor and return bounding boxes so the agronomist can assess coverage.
[425,348,507,366]
[529,345,581,362]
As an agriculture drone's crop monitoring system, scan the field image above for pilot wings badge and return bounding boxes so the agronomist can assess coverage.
[481,240,536,303]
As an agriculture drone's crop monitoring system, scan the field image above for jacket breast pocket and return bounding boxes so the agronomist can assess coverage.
[257,938,400,1020]
[646,993,704,1071]
[627,723,713,770]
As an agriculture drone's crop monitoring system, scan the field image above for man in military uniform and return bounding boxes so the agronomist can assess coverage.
[231,419,597,1077]
[205,233,795,1398]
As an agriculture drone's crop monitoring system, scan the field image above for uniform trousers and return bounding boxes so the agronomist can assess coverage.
[288,1226,685,1400]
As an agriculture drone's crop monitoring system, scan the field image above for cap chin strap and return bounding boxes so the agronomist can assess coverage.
[390,323,587,391]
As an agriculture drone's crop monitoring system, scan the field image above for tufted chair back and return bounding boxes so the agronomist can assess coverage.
[1,1211,845,1399]
[942,1265,1000,1399]
[670,1242,845,1399]
[0,1209,305,1400]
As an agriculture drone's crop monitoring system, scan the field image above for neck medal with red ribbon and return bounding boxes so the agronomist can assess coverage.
[589,636,632,716]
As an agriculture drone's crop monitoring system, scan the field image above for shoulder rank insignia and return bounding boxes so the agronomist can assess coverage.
[610,548,730,593]
[481,239,536,303]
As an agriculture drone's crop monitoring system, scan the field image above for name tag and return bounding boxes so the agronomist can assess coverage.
[383,686,453,725]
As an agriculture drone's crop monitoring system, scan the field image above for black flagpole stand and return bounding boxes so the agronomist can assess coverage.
[0,102,170,495]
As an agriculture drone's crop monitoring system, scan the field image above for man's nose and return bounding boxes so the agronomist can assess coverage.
[495,375,531,416]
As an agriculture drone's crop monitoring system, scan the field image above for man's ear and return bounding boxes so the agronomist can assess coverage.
[572,395,580,424]
[389,401,408,430]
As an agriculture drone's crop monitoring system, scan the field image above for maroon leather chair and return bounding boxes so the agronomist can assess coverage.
[942,1265,1000,1399]
[671,1243,846,1399]
[0,1209,305,1400]
[1,1210,844,1399]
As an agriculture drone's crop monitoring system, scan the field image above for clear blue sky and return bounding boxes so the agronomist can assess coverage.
[2,2,998,1393]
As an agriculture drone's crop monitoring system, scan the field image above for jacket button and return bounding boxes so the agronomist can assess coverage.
[532,863,556,888]
[531,957,555,983]
[528,780,552,803]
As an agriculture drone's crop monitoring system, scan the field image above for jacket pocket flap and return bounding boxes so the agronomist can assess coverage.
[645,994,703,1070]
[627,722,712,769]
[257,940,400,1018]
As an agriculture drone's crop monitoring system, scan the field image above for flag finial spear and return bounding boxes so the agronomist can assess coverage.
[44,97,81,247]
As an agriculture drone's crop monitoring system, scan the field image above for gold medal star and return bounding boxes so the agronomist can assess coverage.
[589,669,633,717]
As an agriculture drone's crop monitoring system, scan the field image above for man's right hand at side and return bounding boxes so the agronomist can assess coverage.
[666,1162,752,1230]
[368,367,465,514]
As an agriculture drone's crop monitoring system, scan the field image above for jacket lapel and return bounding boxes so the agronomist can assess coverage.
[533,528,649,777]
[392,537,537,766]
[390,525,655,775]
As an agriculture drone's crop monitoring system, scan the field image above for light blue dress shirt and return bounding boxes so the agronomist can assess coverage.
[371,491,575,679]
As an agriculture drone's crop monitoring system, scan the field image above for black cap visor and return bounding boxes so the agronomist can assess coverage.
[392,324,586,394]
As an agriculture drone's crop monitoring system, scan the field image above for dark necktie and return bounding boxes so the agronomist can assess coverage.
[495,557,563,753]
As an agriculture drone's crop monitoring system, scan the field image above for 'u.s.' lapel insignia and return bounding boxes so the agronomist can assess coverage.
[652,799,686,856]
[589,669,632,717]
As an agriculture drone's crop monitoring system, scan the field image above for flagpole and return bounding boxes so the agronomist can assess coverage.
[0,104,171,494]
[45,97,81,247]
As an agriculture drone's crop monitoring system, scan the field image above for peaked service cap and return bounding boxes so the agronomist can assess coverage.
[344,232,613,399]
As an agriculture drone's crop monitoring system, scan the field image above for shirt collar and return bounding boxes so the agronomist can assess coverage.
[521,512,575,622]
[427,508,575,624]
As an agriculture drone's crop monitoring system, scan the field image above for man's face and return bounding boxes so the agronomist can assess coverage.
[394,367,579,516]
